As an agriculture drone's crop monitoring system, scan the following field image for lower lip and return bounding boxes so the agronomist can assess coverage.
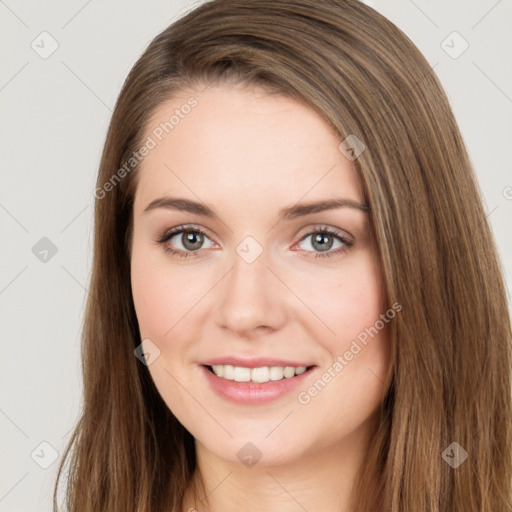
[201,365,315,405]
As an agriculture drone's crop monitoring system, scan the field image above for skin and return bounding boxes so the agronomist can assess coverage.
[130,83,391,512]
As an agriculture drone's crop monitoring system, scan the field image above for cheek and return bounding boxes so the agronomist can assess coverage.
[297,251,386,345]
[294,258,391,443]
[293,250,391,401]
[130,245,206,341]
[131,258,170,340]
[130,248,204,419]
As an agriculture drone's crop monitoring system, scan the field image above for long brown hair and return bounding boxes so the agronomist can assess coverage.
[53,0,512,510]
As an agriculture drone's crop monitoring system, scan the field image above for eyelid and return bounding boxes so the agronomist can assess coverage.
[156,224,217,244]
[294,224,354,245]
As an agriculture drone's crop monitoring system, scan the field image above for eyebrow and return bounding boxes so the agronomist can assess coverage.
[143,196,371,219]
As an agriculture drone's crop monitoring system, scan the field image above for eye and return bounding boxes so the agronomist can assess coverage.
[156,226,216,258]
[156,225,353,259]
[295,227,353,259]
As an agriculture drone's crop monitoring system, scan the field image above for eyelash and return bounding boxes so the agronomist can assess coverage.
[155,224,354,260]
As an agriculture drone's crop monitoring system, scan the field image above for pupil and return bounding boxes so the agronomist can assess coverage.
[183,231,203,251]
[313,233,333,251]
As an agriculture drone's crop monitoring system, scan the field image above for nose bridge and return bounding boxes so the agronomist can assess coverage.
[214,241,286,334]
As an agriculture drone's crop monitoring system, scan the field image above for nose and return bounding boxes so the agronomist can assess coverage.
[214,249,287,336]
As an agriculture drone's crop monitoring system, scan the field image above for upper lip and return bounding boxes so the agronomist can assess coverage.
[201,357,315,368]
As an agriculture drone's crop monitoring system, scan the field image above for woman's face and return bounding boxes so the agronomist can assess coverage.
[130,84,391,467]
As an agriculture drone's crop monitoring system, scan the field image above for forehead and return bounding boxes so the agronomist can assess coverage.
[133,84,364,215]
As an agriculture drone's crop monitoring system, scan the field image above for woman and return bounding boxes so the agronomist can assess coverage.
[53,0,512,510]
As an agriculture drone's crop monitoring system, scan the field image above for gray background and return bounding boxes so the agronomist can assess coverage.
[1,0,510,510]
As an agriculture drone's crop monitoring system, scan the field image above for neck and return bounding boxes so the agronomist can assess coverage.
[181,413,378,512]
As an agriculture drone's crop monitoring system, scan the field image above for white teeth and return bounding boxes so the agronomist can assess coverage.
[233,366,251,382]
[223,365,234,380]
[269,366,284,381]
[210,364,309,383]
[283,366,295,378]
[211,364,224,377]
[251,367,270,383]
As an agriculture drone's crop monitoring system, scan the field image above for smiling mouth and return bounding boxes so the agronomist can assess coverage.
[205,364,316,384]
